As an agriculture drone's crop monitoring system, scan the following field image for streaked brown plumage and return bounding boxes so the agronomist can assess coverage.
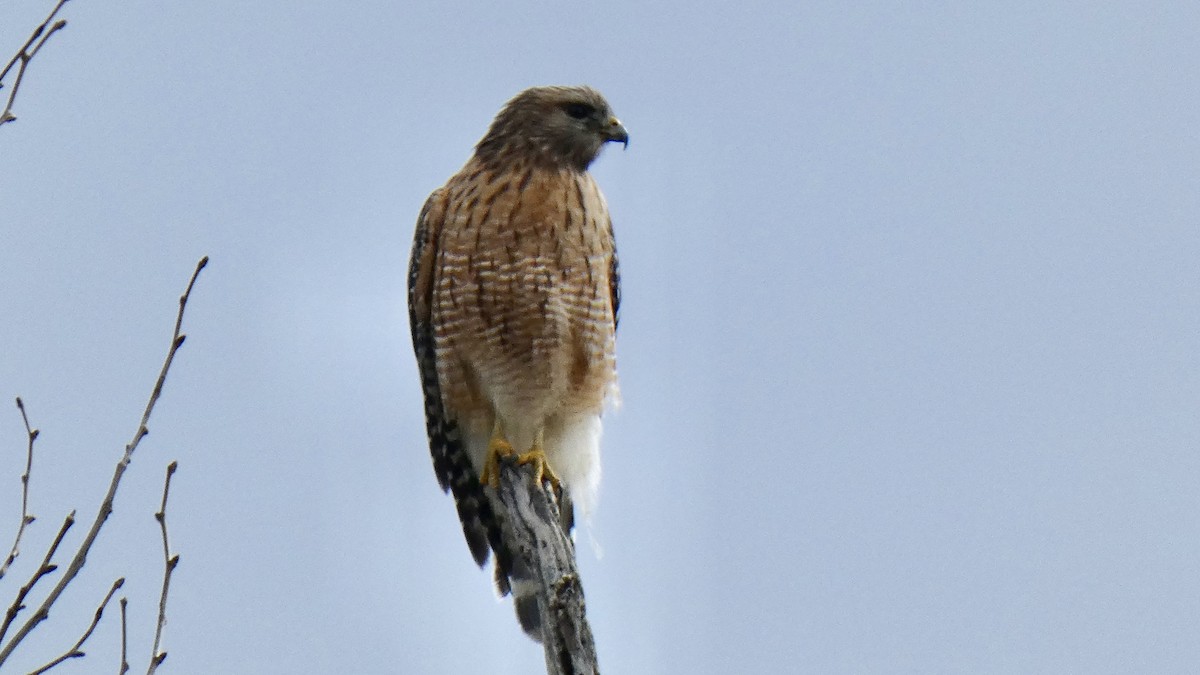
[407,85,626,639]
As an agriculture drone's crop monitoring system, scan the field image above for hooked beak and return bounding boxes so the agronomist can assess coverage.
[603,116,629,149]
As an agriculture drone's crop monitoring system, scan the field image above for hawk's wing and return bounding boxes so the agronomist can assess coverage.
[608,216,621,332]
[408,190,513,583]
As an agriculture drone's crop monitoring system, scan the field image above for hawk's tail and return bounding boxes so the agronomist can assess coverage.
[510,573,543,638]
[428,413,546,640]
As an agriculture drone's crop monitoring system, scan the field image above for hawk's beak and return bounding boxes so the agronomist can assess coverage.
[603,116,629,149]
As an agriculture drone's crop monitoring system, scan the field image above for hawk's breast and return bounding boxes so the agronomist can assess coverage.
[432,164,616,420]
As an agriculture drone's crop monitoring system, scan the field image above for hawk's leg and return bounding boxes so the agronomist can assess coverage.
[480,419,516,488]
[516,429,561,490]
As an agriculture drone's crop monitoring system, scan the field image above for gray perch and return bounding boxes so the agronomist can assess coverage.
[494,457,599,675]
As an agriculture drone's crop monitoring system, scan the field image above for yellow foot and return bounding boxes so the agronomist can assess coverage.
[480,435,515,488]
[516,445,561,490]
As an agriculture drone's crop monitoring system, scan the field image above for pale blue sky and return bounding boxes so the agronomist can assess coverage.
[1,1,1197,673]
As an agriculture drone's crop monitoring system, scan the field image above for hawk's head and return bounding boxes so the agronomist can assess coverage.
[475,85,628,171]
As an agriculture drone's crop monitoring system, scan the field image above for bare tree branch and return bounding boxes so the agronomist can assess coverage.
[0,0,70,127]
[494,459,599,675]
[0,397,40,581]
[0,256,208,665]
[146,461,178,674]
[119,597,130,675]
[0,511,73,647]
[29,577,125,674]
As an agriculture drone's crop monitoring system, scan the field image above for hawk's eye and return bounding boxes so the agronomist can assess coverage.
[564,102,593,120]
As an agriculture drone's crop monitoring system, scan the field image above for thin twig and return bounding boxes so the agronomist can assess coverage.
[0,511,73,647]
[119,597,130,675]
[0,397,40,580]
[0,0,70,126]
[0,256,208,665]
[28,577,125,674]
[146,461,178,674]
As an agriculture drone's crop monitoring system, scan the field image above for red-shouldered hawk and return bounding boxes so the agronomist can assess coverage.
[407,85,626,639]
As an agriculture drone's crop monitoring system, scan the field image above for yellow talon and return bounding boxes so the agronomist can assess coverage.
[480,424,560,490]
[517,434,560,490]
[480,423,515,488]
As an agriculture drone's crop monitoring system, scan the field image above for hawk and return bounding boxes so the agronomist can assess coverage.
[407,85,627,638]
